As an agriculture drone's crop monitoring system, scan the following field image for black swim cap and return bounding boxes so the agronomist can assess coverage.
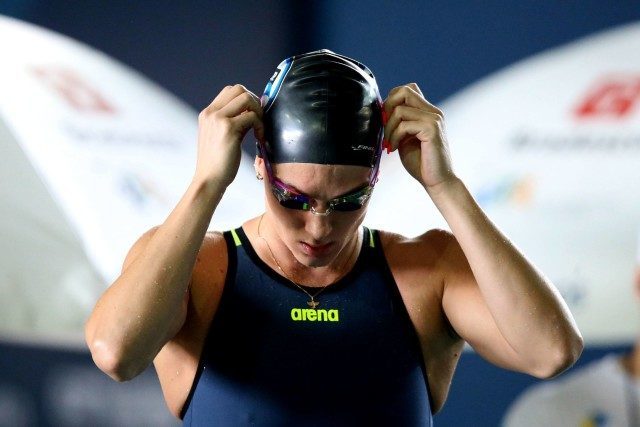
[260,49,383,169]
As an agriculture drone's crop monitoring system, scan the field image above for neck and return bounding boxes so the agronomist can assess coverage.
[255,214,361,287]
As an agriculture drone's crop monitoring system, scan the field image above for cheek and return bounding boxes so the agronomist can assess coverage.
[268,197,306,231]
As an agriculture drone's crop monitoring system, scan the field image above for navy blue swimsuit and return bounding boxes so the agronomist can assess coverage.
[181,226,433,426]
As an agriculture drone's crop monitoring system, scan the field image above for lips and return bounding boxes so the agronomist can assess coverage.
[300,241,334,257]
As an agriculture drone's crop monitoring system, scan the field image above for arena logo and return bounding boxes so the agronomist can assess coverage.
[290,308,339,322]
[29,65,116,114]
[573,75,640,119]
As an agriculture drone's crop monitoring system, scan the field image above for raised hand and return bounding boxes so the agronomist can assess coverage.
[194,84,264,188]
[383,83,455,191]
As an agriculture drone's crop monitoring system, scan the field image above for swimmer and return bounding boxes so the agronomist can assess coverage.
[85,49,583,426]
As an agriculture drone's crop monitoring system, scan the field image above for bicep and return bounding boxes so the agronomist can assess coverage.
[121,226,161,272]
[122,226,191,340]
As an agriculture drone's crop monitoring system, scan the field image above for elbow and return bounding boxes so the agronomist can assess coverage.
[532,331,584,379]
[86,337,143,382]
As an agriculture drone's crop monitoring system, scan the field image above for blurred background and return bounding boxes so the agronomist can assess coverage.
[1,1,640,425]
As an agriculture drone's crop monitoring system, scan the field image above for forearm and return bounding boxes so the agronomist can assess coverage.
[428,177,582,374]
[85,176,225,379]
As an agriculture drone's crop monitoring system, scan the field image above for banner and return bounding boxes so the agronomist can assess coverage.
[442,22,640,344]
[0,16,262,338]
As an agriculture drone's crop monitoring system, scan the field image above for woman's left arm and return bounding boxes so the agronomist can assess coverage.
[383,84,583,377]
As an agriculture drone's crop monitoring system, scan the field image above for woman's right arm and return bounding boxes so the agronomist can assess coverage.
[84,84,263,381]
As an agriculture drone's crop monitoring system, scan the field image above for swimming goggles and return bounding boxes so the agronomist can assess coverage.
[257,142,375,216]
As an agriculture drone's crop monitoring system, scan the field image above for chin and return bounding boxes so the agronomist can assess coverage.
[295,252,334,268]
[294,240,343,267]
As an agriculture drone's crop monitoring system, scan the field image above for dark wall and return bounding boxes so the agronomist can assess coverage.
[1,0,305,109]
[315,0,640,102]
[5,1,639,106]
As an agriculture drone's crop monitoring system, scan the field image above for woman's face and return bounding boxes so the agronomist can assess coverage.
[257,158,372,269]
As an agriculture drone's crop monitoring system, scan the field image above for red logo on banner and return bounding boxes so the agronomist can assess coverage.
[574,75,640,119]
[29,66,116,114]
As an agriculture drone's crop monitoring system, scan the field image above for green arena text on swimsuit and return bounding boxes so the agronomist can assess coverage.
[290,308,339,322]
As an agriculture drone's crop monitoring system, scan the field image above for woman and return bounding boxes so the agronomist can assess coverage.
[85,50,583,426]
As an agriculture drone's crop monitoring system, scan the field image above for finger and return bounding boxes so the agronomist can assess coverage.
[384,105,424,142]
[383,85,425,117]
[202,84,251,113]
[218,90,263,119]
[387,119,424,152]
[407,82,424,97]
[384,105,441,147]
[253,120,265,142]
[387,113,441,153]
[232,110,264,140]
[383,85,442,119]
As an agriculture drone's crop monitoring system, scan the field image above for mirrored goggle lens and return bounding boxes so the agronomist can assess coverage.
[330,200,364,212]
[271,187,311,210]
[331,186,372,211]
[280,198,311,210]
[272,184,372,212]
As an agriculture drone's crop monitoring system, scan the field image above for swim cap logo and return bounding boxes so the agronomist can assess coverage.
[290,308,339,322]
[352,144,375,152]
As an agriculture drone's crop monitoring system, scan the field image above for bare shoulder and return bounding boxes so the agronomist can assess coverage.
[190,230,229,301]
[376,227,456,246]
[376,228,463,272]
[122,227,229,284]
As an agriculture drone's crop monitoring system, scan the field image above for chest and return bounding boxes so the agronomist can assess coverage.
[209,253,425,372]
[182,247,433,425]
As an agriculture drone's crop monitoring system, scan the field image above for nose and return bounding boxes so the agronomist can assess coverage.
[309,198,331,216]
[305,206,333,242]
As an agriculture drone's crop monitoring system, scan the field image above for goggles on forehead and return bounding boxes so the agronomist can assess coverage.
[257,142,376,216]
